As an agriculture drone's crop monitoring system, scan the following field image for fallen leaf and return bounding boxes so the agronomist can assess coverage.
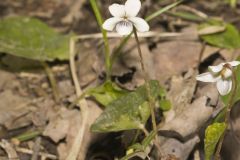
[0,90,33,129]
[57,101,102,160]
[153,41,201,84]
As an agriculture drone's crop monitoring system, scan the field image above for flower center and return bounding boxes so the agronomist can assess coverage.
[118,20,131,27]
[220,64,232,79]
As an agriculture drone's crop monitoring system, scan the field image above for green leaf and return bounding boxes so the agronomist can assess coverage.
[159,99,172,111]
[91,80,160,132]
[168,11,205,22]
[145,0,183,21]
[124,130,156,160]
[127,130,156,153]
[158,87,167,98]
[90,0,110,76]
[204,123,226,160]
[128,143,143,152]
[0,16,71,61]
[90,81,127,106]
[213,108,226,123]
[199,20,240,49]
[0,54,42,71]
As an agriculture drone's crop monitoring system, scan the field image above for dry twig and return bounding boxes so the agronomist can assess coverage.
[0,139,19,160]
[65,38,89,160]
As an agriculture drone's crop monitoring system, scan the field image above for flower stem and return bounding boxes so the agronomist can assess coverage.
[41,62,60,102]
[214,69,238,160]
[90,0,111,81]
[132,27,157,132]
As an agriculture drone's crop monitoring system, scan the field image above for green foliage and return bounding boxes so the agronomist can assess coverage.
[90,0,111,78]
[0,16,71,61]
[213,108,226,123]
[128,131,157,151]
[0,55,41,71]
[226,0,237,8]
[123,131,157,160]
[145,0,183,21]
[158,87,171,111]
[168,11,205,22]
[199,20,240,49]
[204,123,226,160]
[141,131,157,148]
[159,99,171,111]
[90,81,127,106]
[91,80,160,132]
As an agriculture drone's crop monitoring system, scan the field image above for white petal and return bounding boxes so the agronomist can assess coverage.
[125,0,141,17]
[129,17,149,32]
[228,61,240,67]
[102,17,122,31]
[222,68,232,79]
[109,4,125,17]
[116,21,133,35]
[208,63,224,73]
[196,72,218,82]
[216,79,232,96]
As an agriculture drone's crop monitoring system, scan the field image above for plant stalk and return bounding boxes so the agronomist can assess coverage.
[90,0,111,80]
[133,27,157,131]
[214,69,238,160]
[41,62,60,102]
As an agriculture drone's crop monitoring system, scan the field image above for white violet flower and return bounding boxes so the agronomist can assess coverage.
[102,0,150,35]
[196,61,240,96]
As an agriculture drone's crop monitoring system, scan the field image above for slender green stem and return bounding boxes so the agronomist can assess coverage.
[110,34,131,72]
[133,27,157,131]
[41,62,60,102]
[131,130,141,145]
[90,0,111,80]
[110,0,183,69]
[67,87,97,109]
[145,0,183,21]
[11,130,42,143]
[214,69,238,160]
[120,151,145,160]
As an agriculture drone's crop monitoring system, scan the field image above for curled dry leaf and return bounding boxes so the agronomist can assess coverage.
[198,25,226,36]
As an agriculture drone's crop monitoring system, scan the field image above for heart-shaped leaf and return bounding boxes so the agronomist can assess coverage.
[91,80,160,132]
[0,16,71,61]
[204,122,226,160]
[90,81,127,106]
